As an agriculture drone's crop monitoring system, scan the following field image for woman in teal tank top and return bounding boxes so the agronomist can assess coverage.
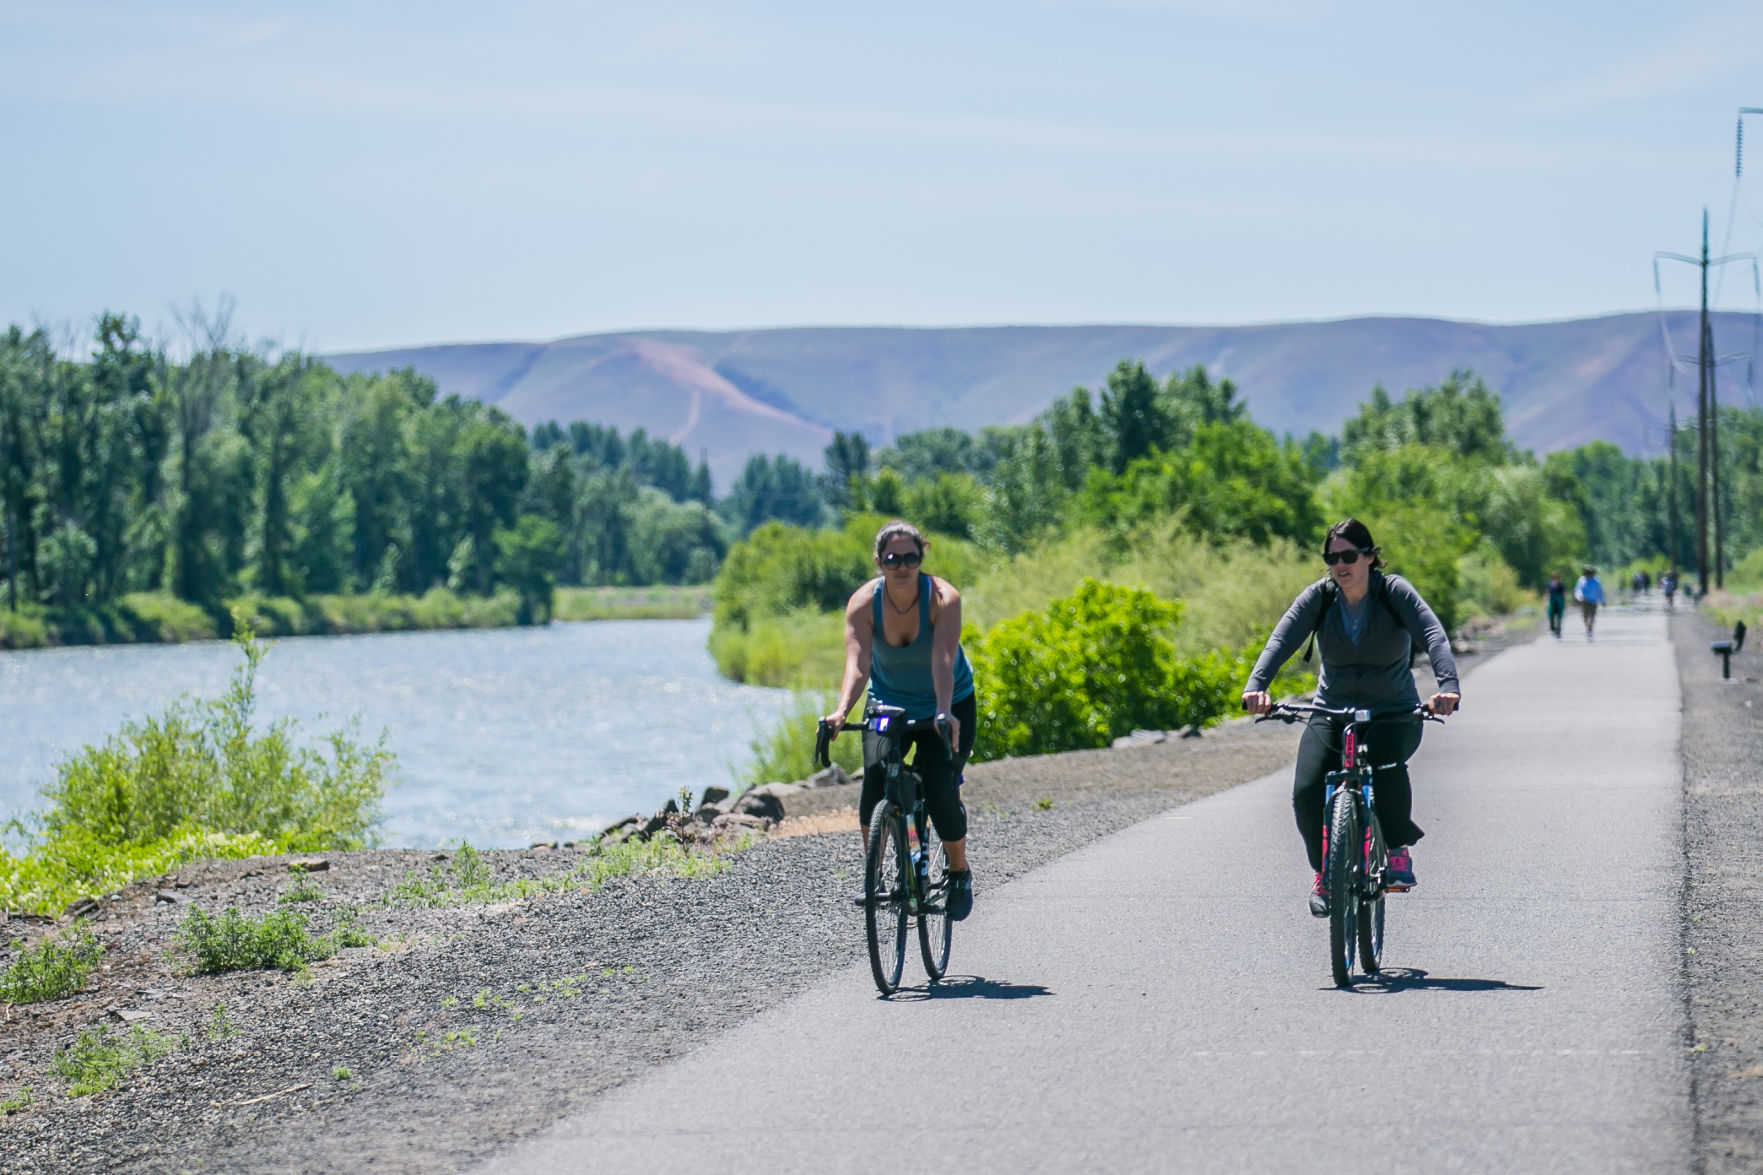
[824,520,978,921]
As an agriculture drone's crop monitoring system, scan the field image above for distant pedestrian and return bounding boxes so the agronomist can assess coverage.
[1661,569,1678,610]
[1631,570,1646,597]
[1573,566,1605,639]
[1546,573,1567,638]
[1642,569,1653,594]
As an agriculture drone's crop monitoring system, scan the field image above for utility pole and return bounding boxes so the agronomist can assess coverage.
[1668,399,1680,574]
[1654,208,1753,590]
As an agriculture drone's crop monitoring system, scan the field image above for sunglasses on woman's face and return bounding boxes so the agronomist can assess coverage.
[1322,548,1373,566]
[880,550,923,570]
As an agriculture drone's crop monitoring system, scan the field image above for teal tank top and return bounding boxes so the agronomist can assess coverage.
[868,574,975,720]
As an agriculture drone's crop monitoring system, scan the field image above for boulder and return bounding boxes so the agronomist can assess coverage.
[734,790,786,822]
[288,858,330,873]
[805,764,854,789]
[1110,729,1168,749]
[63,897,99,919]
[1179,724,1203,739]
[713,812,770,831]
[661,798,680,815]
[748,782,804,799]
[604,814,640,834]
[640,812,670,837]
[693,804,721,824]
[699,785,730,806]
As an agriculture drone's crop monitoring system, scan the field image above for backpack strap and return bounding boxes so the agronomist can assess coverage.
[1301,580,1336,664]
[1302,576,1410,665]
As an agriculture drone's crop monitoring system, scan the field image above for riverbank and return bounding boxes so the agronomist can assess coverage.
[0,586,713,651]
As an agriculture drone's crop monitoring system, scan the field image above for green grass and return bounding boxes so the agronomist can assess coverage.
[388,837,733,909]
[0,587,524,650]
[1,1086,33,1113]
[332,1065,351,1081]
[709,608,847,687]
[0,923,102,1004]
[176,905,336,974]
[553,585,712,621]
[52,1024,183,1097]
[741,690,863,787]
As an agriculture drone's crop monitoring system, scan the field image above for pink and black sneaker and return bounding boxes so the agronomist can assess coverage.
[1386,846,1416,891]
[1308,871,1328,918]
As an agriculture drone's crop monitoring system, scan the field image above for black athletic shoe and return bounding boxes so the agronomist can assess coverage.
[1308,871,1328,918]
[945,870,974,921]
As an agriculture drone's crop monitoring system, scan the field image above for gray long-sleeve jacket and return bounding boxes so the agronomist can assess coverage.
[1246,571,1459,708]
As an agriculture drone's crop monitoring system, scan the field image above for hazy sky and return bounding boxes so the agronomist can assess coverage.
[4,1,1763,352]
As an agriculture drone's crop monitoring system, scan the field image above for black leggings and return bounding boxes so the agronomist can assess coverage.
[1293,714,1424,872]
[860,693,976,843]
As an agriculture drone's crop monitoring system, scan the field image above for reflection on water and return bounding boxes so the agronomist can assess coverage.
[0,619,794,849]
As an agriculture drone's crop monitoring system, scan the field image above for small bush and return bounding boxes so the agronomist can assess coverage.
[52,1024,181,1097]
[709,609,846,687]
[1,1086,33,1113]
[742,690,864,787]
[0,923,102,1004]
[279,868,325,904]
[177,905,335,974]
[553,585,711,621]
[331,905,374,948]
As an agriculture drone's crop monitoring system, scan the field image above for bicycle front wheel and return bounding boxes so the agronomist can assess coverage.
[1358,811,1386,974]
[1326,788,1359,989]
[865,811,909,995]
[917,815,952,981]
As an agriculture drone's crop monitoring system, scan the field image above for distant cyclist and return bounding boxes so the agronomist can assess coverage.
[1662,569,1678,610]
[823,520,977,921]
[1240,519,1461,916]
[1573,566,1604,639]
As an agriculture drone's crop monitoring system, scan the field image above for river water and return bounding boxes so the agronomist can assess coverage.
[0,619,796,849]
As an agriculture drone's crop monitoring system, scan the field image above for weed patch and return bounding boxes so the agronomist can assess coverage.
[177,906,335,974]
[278,866,325,904]
[52,1024,182,1097]
[206,1001,237,1041]
[1,1086,33,1113]
[0,923,102,1004]
[388,837,730,909]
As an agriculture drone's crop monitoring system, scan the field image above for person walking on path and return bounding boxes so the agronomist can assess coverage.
[1573,566,1605,639]
[1662,569,1678,610]
[1240,518,1460,912]
[1546,573,1567,638]
[824,519,978,921]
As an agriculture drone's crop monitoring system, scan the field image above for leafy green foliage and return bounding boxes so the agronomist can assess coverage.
[52,1024,182,1097]
[177,905,336,974]
[743,690,864,786]
[0,923,102,1004]
[0,623,393,916]
[964,580,1251,760]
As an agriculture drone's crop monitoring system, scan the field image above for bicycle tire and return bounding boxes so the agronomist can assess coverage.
[864,810,908,995]
[916,812,952,981]
[1327,787,1359,989]
[1358,810,1386,974]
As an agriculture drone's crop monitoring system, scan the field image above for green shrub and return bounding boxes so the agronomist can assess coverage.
[742,690,864,786]
[1456,541,1530,619]
[279,867,325,904]
[0,621,393,916]
[553,585,710,621]
[52,1024,181,1096]
[709,609,847,687]
[177,905,335,974]
[965,579,1251,761]
[0,923,102,1004]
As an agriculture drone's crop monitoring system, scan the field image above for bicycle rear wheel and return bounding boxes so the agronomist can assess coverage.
[1326,788,1359,989]
[865,810,909,995]
[1358,811,1386,974]
[916,813,952,981]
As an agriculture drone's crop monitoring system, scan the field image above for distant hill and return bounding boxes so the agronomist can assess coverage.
[325,312,1759,488]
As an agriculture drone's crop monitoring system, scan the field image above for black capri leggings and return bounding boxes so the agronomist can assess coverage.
[1293,713,1424,872]
[860,693,977,843]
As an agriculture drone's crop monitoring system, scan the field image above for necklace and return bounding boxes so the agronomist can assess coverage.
[885,582,919,615]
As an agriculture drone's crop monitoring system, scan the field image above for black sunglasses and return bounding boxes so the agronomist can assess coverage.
[1322,547,1373,566]
[880,550,923,570]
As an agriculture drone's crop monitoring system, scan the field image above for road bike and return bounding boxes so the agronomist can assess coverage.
[816,706,953,995]
[1258,702,1443,988]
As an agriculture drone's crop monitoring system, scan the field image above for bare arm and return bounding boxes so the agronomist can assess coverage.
[929,578,962,716]
[826,586,874,728]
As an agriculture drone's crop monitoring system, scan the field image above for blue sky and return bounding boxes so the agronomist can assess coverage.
[3,1,1762,351]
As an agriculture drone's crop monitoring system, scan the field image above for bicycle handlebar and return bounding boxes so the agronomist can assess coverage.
[1252,701,1446,727]
[815,712,953,769]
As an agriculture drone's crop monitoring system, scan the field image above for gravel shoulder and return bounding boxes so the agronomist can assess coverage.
[1675,607,1763,1173]
[0,635,1504,1174]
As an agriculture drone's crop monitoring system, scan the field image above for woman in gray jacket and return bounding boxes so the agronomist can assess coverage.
[1240,519,1461,916]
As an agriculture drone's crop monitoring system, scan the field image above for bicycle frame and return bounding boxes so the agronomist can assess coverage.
[817,706,953,914]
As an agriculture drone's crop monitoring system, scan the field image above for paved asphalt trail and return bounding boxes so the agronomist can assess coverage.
[477,607,1687,1174]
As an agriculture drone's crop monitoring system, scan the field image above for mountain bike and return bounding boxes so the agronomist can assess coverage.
[816,706,953,995]
[1258,702,1443,988]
